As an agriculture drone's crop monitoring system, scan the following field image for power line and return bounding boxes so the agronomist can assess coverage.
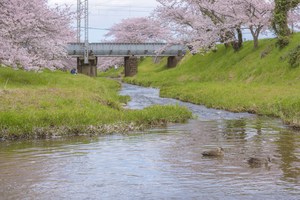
[93,4,157,9]
[95,0,113,6]
[92,14,149,16]
[74,26,108,30]
[96,9,152,12]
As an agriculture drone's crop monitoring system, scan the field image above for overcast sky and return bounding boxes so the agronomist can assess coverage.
[48,0,276,43]
[48,0,160,42]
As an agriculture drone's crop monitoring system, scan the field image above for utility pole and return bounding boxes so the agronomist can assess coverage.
[77,0,82,43]
[77,0,89,64]
[84,0,89,64]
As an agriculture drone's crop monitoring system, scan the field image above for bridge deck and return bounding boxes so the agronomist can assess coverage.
[67,43,187,57]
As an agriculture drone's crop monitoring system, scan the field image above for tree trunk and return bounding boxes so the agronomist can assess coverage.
[253,38,258,50]
[224,43,230,49]
[231,41,240,52]
[230,28,243,52]
[250,25,262,50]
[237,28,243,48]
[281,21,290,36]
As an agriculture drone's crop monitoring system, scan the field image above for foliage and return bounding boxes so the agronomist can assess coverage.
[104,17,171,43]
[271,0,300,37]
[97,57,124,71]
[0,0,76,71]
[288,44,300,68]
[275,36,290,48]
[152,0,273,53]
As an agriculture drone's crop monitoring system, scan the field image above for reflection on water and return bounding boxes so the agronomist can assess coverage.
[1,83,300,199]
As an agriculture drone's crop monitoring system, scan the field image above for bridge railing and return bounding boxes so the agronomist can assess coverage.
[67,43,188,57]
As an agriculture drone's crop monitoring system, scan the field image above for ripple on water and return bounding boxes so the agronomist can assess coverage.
[1,83,300,199]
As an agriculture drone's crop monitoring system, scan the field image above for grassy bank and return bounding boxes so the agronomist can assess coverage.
[0,67,193,140]
[98,67,124,78]
[122,33,300,128]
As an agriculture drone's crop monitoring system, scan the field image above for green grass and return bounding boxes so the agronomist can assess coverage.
[0,66,193,140]
[122,33,300,128]
[97,66,124,78]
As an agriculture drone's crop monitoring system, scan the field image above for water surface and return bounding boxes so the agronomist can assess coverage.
[1,83,300,199]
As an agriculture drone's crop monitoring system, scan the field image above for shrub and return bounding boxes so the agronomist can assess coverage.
[275,36,290,49]
[288,44,300,68]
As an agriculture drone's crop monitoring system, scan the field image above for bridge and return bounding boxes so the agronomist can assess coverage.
[67,43,188,77]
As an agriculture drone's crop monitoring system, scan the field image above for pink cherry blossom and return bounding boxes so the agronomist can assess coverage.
[153,0,274,53]
[0,0,76,71]
[104,17,172,43]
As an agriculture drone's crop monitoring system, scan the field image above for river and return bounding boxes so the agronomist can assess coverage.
[1,82,300,199]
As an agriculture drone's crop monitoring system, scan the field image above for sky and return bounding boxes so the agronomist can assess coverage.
[48,0,160,42]
[48,0,276,43]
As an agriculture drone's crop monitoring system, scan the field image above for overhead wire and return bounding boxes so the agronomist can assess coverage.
[95,9,153,12]
[94,4,157,9]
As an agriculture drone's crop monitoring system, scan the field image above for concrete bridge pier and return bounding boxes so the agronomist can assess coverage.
[77,56,97,77]
[124,56,138,77]
[123,55,183,77]
[167,55,183,68]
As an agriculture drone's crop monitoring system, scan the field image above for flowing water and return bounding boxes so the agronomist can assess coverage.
[1,82,300,199]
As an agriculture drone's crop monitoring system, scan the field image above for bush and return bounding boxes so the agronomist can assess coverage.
[288,44,300,68]
[275,36,290,49]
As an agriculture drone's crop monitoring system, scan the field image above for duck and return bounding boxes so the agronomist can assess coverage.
[202,147,225,156]
[247,157,271,164]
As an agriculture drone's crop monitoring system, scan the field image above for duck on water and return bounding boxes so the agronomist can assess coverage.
[247,157,272,164]
[202,147,225,156]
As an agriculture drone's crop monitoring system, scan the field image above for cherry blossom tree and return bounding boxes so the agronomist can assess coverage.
[0,0,76,71]
[242,0,274,50]
[153,0,240,53]
[97,57,124,71]
[289,6,300,33]
[153,0,274,53]
[104,17,172,43]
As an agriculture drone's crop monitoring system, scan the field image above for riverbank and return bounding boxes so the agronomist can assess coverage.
[121,33,300,128]
[0,66,193,140]
[98,67,123,78]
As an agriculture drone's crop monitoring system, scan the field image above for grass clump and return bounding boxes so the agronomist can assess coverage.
[122,32,300,128]
[0,66,193,140]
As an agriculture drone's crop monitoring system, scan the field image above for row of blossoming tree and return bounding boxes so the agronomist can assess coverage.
[1,0,300,71]
[100,0,300,70]
[0,0,76,71]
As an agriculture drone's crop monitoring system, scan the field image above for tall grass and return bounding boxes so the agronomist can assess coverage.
[122,33,300,128]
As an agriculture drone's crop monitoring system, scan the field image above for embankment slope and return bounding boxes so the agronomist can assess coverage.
[123,33,300,127]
